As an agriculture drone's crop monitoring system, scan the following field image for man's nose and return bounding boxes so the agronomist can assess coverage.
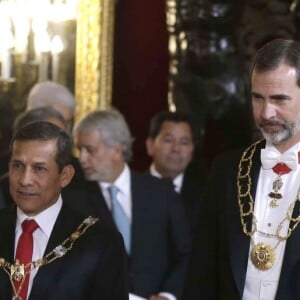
[171,140,181,151]
[19,169,34,186]
[261,102,276,120]
[78,149,87,163]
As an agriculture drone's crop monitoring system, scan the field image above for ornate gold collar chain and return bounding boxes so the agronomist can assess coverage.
[237,141,300,271]
[0,216,98,300]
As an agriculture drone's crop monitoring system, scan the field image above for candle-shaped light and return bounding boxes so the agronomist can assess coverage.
[0,8,14,79]
[35,31,51,81]
[12,4,30,61]
[0,29,14,79]
[50,35,64,82]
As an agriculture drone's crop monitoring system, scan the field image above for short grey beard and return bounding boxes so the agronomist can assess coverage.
[260,120,300,145]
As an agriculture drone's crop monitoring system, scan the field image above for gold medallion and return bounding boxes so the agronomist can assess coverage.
[10,260,24,281]
[251,242,275,270]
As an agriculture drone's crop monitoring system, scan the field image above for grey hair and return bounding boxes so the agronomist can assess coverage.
[74,109,133,162]
[27,81,76,114]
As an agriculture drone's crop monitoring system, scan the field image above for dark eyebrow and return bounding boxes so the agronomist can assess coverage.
[10,159,23,165]
[270,94,291,100]
[251,92,262,98]
[251,91,291,100]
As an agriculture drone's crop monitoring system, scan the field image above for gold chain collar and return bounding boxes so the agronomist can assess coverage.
[237,141,300,270]
[0,216,99,299]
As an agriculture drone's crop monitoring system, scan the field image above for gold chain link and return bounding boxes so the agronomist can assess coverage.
[237,140,300,240]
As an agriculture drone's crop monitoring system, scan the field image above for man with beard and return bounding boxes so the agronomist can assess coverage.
[182,38,300,300]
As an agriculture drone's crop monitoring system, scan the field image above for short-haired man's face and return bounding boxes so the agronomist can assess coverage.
[75,129,121,183]
[146,121,194,178]
[252,63,300,151]
[9,139,73,216]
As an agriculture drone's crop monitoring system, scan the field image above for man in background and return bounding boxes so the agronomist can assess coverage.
[26,80,85,190]
[27,81,76,133]
[74,109,190,300]
[146,111,206,236]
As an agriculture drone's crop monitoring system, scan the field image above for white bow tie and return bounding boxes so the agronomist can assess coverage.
[260,149,299,171]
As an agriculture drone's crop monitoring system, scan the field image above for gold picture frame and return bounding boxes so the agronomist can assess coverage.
[75,0,116,121]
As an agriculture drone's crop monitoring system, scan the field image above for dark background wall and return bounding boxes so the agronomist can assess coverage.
[112,0,300,171]
[112,0,169,171]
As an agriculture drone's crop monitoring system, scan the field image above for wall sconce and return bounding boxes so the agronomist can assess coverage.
[0,0,77,112]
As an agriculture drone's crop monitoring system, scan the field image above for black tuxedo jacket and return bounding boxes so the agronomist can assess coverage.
[182,140,300,300]
[71,171,191,299]
[178,163,206,237]
[0,203,129,300]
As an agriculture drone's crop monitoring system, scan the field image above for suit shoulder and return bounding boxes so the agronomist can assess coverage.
[132,170,174,189]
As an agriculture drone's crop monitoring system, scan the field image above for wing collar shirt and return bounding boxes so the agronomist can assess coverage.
[15,195,62,299]
[149,163,184,194]
[243,142,300,300]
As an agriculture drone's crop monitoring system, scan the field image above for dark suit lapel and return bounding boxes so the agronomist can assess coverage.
[227,141,264,297]
[129,172,151,258]
[0,207,16,299]
[276,181,300,298]
[86,181,115,226]
[29,204,83,298]
[129,172,139,257]
[0,206,16,261]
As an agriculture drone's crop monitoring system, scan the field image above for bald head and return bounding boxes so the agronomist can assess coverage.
[27,81,76,133]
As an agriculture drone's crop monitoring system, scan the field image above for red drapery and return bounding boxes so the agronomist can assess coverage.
[112,0,169,171]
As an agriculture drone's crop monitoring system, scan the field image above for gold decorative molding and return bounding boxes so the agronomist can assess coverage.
[75,0,115,122]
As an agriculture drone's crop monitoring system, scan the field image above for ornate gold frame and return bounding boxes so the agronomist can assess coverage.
[75,0,115,121]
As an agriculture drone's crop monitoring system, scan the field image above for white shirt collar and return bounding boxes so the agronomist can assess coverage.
[16,195,63,238]
[150,163,184,193]
[265,141,300,154]
[99,164,130,197]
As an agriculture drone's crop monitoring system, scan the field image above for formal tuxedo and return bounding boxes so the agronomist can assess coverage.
[182,140,300,300]
[0,202,128,300]
[72,170,191,299]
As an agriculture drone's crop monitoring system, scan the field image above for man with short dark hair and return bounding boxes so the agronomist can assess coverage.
[146,111,206,236]
[0,121,128,300]
[183,38,300,300]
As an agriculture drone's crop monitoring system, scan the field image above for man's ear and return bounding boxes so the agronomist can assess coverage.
[60,164,75,188]
[145,137,154,157]
[112,143,124,161]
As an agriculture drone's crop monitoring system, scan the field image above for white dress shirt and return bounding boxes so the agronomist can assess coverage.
[99,164,132,220]
[15,195,62,300]
[99,164,176,300]
[243,142,300,300]
[149,164,184,193]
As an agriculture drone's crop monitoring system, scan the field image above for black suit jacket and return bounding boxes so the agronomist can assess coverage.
[147,163,206,238]
[179,163,206,237]
[182,140,300,300]
[71,171,191,299]
[0,203,129,300]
